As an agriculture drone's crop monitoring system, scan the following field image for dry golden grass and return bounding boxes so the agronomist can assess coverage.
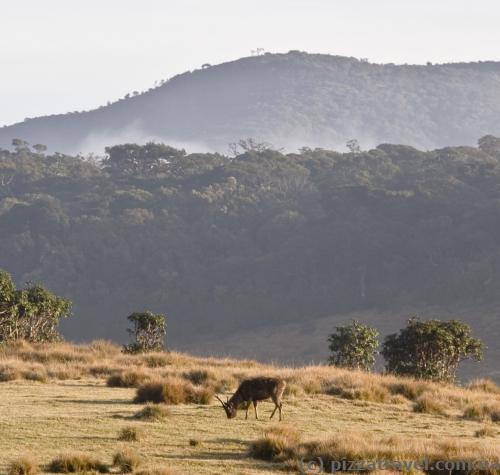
[413,394,446,415]
[135,469,179,475]
[134,377,214,405]
[133,404,171,421]
[118,426,141,442]
[475,425,498,438]
[7,456,39,475]
[251,428,500,471]
[112,448,141,473]
[47,453,109,473]
[3,338,495,415]
[1,341,500,474]
[249,425,300,461]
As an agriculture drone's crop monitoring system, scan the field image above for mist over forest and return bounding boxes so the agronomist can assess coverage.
[2,136,500,378]
[2,52,500,154]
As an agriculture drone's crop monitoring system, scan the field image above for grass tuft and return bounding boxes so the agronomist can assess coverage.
[413,394,446,415]
[133,404,170,421]
[8,456,39,475]
[134,378,214,405]
[475,426,497,438]
[463,402,500,422]
[468,378,500,394]
[47,453,109,473]
[112,448,141,473]
[118,426,140,441]
[107,370,150,388]
[249,425,300,461]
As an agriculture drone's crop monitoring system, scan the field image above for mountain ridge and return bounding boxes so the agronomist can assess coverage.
[2,51,500,154]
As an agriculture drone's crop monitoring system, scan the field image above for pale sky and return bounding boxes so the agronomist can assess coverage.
[1,0,499,126]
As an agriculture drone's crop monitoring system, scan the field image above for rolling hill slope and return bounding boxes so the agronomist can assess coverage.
[2,51,500,153]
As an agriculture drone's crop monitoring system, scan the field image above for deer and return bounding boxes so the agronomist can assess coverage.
[215,377,286,421]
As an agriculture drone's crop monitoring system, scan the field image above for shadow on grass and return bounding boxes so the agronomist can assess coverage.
[210,437,248,446]
[57,398,131,405]
[159,451,246,461]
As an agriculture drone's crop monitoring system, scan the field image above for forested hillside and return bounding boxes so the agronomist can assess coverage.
[2,52,500,153]
[2,137,500,377]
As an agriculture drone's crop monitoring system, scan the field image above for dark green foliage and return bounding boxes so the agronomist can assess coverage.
[327,321,379,370]
[104,143,186,177]
[123,311,166,353]
[1,139,500,367]
[0,270,71,343]
[382,318,483,381]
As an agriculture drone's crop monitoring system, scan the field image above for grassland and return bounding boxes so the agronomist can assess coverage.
[0,341,500,474]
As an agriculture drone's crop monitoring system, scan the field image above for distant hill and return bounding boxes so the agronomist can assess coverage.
[2,52,500,153]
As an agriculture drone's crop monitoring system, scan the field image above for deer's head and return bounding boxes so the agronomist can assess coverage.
[215,395,237,419]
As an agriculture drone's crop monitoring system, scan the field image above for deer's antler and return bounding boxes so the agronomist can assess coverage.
[215,395,226,406]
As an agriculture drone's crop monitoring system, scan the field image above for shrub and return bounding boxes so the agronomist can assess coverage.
[189,438,201,446]
[0,270,72,344]
[249,426,300,461]
[47,453,109,473]
[133,404,170,421]
[327,320,379,370]
[382,318,483,382]
[112,449,141,473]
[123,311,166,353]
[413,395,445,415]
[8,456,39,475]
[118,426,140,441]
[107,370,150,388]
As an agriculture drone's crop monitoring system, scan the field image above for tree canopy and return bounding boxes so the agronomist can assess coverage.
[1,138,500,369]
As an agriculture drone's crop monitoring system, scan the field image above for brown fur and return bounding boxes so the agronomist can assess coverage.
[216,377,286,421]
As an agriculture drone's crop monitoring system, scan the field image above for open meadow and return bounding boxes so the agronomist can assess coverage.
[1,341,500,474]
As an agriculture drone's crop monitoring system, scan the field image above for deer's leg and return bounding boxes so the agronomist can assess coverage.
[253,400,258,419]
[245,401,250,419]
[278,402,283,421]
[270,404,278,419]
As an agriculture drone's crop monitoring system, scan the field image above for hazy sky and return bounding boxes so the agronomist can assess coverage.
[1,0,499,126]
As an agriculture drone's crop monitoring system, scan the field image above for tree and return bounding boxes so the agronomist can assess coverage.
[382,318,483,382]
[228,138,277,156]
[32,144,48,154]
[124,311,166,353]
[104,142,186,176]
[346,139,361,153]
[12,138,29,151]
[478,135,500,157]
[327,320,379,370]
[0,270,72,343]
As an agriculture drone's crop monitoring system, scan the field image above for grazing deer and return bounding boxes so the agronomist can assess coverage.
[215,377,286,421]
